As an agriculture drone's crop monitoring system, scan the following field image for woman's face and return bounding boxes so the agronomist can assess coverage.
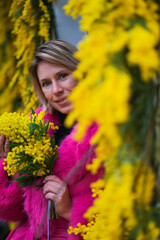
[37,61,77,114]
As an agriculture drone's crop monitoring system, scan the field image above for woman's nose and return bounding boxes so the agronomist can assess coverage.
[52,82,63,94]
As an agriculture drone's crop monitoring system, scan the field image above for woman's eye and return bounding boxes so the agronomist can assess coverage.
[42,81,51,87]
[59,73,68,80]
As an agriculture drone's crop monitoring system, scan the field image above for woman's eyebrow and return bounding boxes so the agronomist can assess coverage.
[39,78,48,82]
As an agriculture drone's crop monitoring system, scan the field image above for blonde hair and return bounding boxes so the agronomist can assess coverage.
[29,40,79,110]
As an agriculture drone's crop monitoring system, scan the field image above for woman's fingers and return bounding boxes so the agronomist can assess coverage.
[43,181,61,195]
[43,175,72,220]
[43,177,66,198]
[43,175,63,184]
[4,138,10,155]
[0,135,9,158]
[45,192,56,201]
[0,135,5,154]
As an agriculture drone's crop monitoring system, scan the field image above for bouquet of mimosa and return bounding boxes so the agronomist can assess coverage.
[0,109,59,188]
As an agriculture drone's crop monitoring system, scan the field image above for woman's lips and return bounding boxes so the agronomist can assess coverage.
[55,98,68,105]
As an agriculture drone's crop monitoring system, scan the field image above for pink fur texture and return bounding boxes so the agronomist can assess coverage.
[0,109,103,239]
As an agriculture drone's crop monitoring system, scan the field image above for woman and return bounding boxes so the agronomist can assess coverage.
[0,40,102,239]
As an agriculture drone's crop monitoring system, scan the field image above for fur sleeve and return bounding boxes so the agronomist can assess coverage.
[68,122,99,184]
[68,190,95,240]
[0,159,26,222]
[68,170,103,239]
[67,123,103,240]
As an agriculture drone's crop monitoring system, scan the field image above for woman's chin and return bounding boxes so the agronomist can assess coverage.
[54,105,73,115]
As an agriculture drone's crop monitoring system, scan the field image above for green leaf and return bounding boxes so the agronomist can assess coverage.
[30,108,36,115]
[12,175,38,187]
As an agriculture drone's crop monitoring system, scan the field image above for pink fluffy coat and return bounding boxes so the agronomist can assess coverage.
[0,109,102,239]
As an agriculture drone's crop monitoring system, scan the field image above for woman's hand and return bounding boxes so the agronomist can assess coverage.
[0,135,18,181]
[43,175,72,221]
[0,134,10,158]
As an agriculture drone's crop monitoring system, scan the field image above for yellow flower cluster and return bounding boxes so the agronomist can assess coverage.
[91,179,105,197]
[67,56,131,175]
[64,0,160,239]
[0,112,30,143]
[68,163,158,239]
[64,0,159,157]
[64,0,160,181]
[127,24,159,80]
[137,222,159,240]
[8,0,37,112]
[9,0,38,113]
[0,110,58,181]
[0,0,55,115]
[0,1,18,114]
[39,0,51,41]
